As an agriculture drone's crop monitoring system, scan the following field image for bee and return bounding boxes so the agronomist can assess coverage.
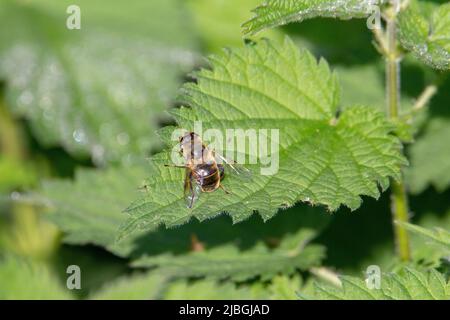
[166,132,250,208]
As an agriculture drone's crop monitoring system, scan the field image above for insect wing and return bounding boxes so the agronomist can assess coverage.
[184,169,202,208]
[216,153,252,181]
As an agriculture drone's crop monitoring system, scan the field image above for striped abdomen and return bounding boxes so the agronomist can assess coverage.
[192,163,223,192]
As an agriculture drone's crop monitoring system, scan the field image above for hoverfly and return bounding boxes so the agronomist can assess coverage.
[165,132,250,208]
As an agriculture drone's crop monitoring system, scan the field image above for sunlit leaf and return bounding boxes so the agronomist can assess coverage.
[305,267,449,300]
[40,164,330,282]
[164,279,259,300]
[119,38,406,239]
[89,272,168,300]
[242,0,377,35]
[187,0,282,52]
[398,1,450,70]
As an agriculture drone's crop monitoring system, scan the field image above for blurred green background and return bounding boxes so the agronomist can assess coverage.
[0,0,448,299]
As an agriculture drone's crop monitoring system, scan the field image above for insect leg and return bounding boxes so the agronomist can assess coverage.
[219,184,232,195]
[185,169,201,208]
[164,164,187,168]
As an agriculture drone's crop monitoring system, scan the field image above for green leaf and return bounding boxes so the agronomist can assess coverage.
[406,211,450,269]
[398,1,450,70]
[406,118,450,193]
[337,63,421,142]
[337,64,416,112]
[89,272,168,300]
[337,64,386,110]
[163,279,259,300]
[307,267,449,300]
[40,164,330,282]
[40,163,149,258]
[41,157,325,291]
[39,162,330,264]
[399,221,450,253]
[0,255,72,300]
[163,275,302,299]
[119,38,406,239]
[242,0,376,35]
[187,0,282,52]
[132,228,325,281]
[0,0,197,165]
[266,274,304,299]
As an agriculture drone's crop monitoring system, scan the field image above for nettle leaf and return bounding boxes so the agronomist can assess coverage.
[0,0,196,165]
[163,279,259,300]
[408,212,450,268]
[306,267,449,300]
[40,161,330,274]
[266,274,304,299]
[132,228,325,281]
[242,0,377,35]
[398,1,450,70]
[89,272,168,300]
[337,64,420,142]
[163,275,302,299]
[40,164,149,258]
[186,0,282,52]
[337,64,415,112]
[399,222,450,253]
[41,162,328,281]
[119,38,406,239]
[407,118,450,193]
[0,255,72,300]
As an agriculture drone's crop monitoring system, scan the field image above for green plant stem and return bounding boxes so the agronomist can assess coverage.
[0,97,25,160]
[385,2,411,262]
[412,85,437,112]
[0,94,59,260]
[391,181,410,261]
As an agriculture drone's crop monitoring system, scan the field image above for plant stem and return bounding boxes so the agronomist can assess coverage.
[0,93,59,260]
[386,11,399,118]
[0,97,26,160]
[412,84,437,112]
[391,181,410,261]
[385,1,411,261]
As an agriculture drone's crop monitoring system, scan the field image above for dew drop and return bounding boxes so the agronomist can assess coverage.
[10,191,20,201]
[92,144,106,166]
[72,129,87,144]
[17,91,34,107]
[117,132,130,146]
[39,95,53,110]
